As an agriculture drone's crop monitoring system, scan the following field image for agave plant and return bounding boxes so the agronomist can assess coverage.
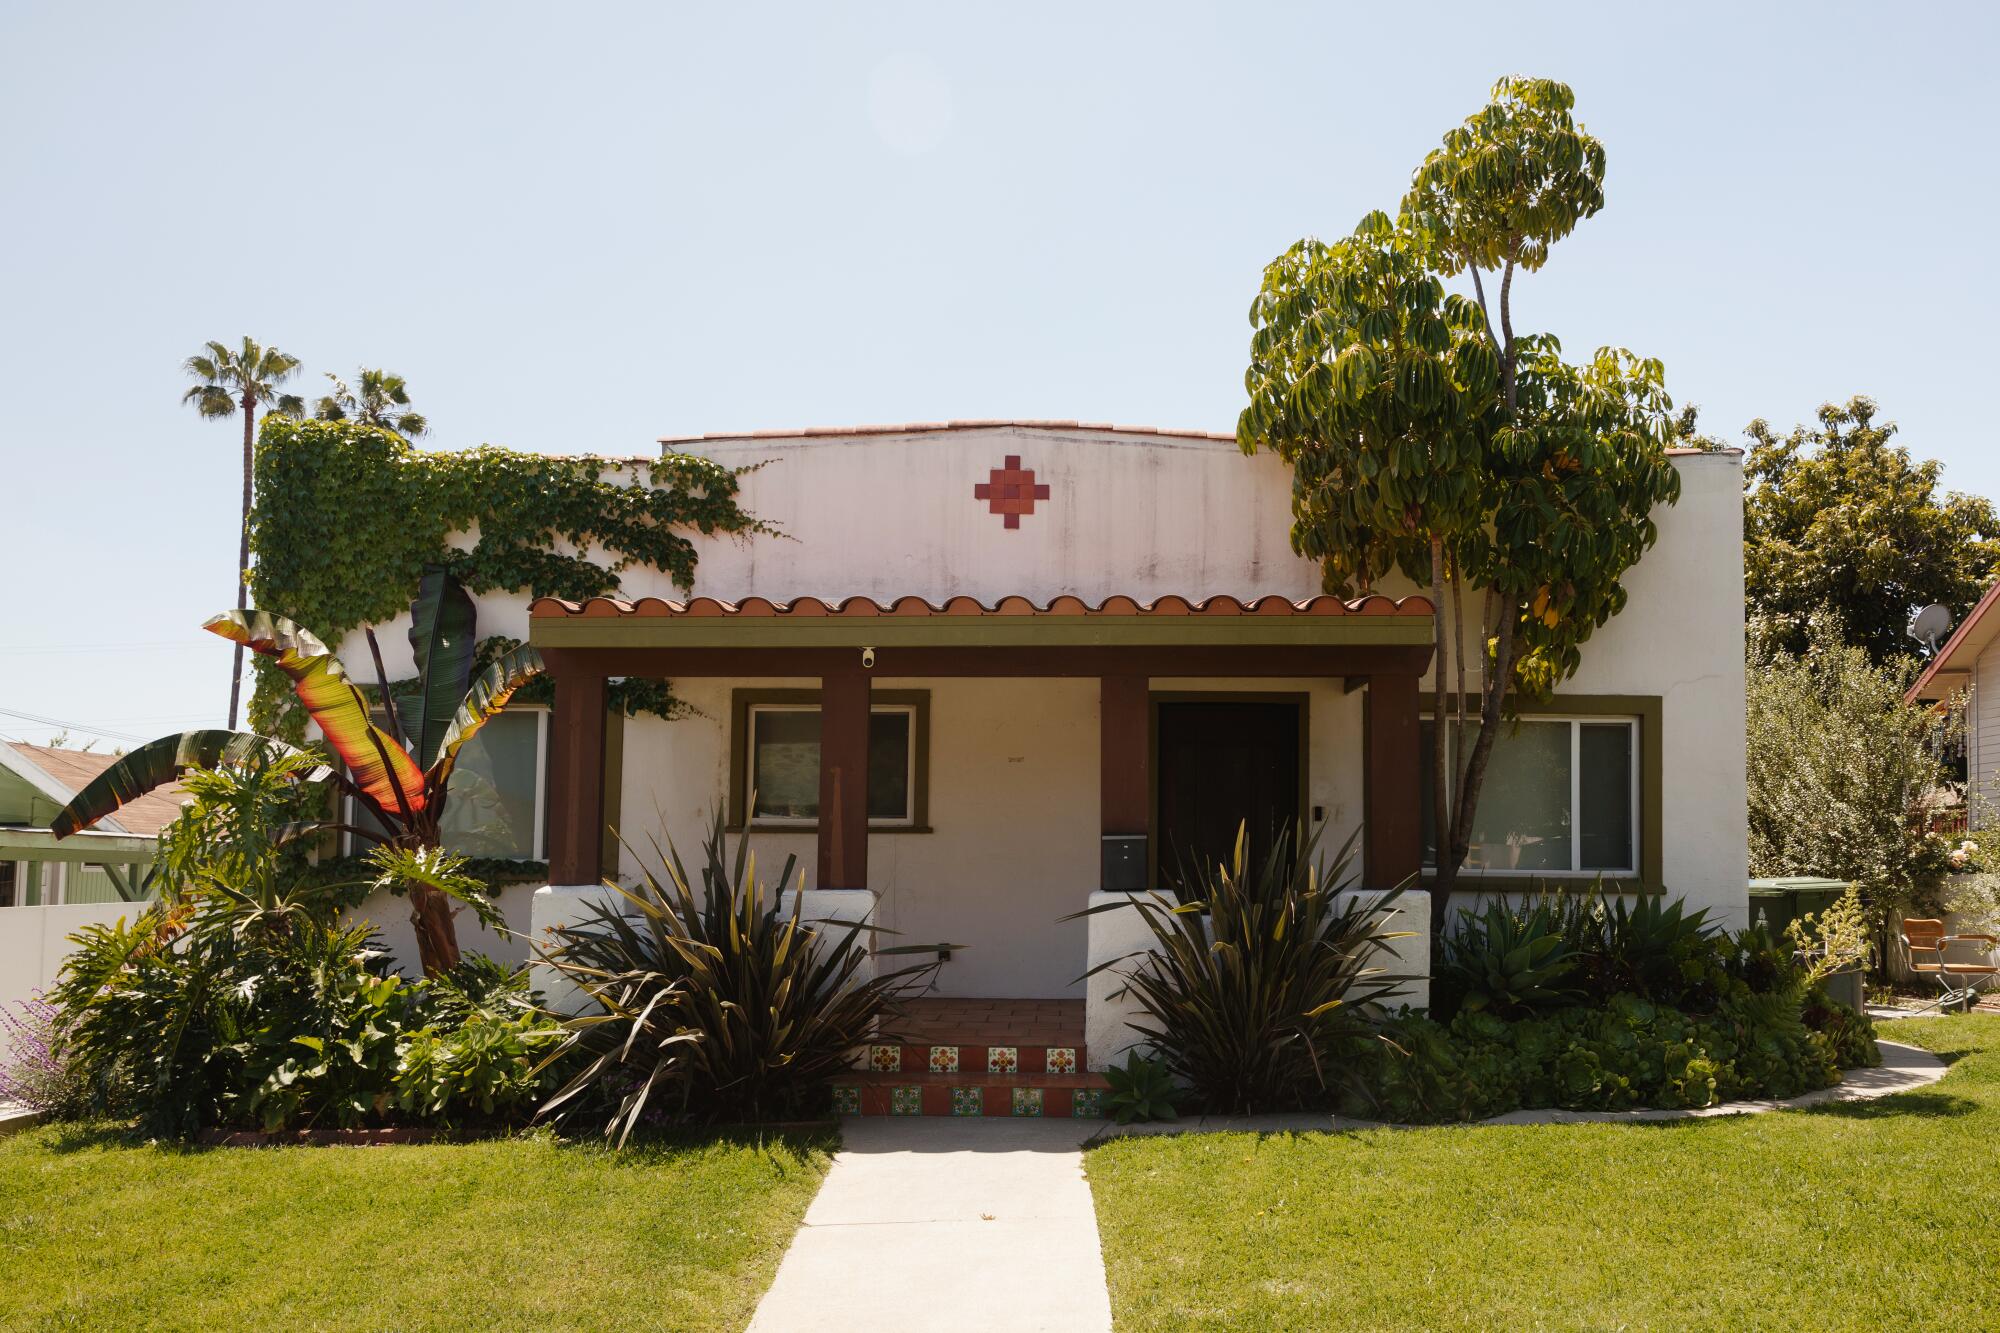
[1590,894,1721,1004]
[50,566,541,976]
[536,812,947,1142]
[1435,898,1583,1020]
[1074,822,1415,1116]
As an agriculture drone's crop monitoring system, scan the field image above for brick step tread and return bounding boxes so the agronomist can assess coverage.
[839,1070,1109,1090]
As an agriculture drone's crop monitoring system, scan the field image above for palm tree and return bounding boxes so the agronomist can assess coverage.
[314,368,429,437]
[183,338,305,729]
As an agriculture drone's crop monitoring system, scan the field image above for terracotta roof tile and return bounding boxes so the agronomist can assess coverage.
[8,742,189,838]
[530,593,1435,619]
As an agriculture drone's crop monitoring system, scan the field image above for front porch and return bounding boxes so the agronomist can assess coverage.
[527,592,1438,1076]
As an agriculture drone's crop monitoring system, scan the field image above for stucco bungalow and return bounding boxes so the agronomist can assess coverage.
[343,420,1747,1097]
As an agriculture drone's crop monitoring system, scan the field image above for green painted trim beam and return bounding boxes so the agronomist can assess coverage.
[530,614,1434,651]
[0,828,157,864]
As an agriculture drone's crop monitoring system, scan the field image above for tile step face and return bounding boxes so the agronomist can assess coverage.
[858,1043,1085,1076]
[832,1071,1110,1119]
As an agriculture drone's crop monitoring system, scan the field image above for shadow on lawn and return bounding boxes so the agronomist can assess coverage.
[27,1119,840,1176]
[1807,1089,1981,1120]
[35,1122,191,1156]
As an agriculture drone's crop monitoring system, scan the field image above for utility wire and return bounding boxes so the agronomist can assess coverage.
[0,706,155,744]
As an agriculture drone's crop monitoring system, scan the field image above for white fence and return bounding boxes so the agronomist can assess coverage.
[0,903,146,1014]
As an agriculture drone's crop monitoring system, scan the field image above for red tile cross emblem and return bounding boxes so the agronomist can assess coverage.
[973,455,1051,530]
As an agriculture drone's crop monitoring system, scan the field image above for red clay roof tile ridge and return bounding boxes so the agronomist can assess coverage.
[528,593,1437,617]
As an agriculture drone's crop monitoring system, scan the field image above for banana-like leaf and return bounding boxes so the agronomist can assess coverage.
[50,730,328,839]
[404,565,478,770]
[429,644,546,784]
[205,609,428,817]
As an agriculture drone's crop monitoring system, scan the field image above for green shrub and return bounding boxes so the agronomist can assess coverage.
[1590,895,1725,1006]
[1801,988,1881,1070]
[536,814,945,1141]
[1359,986,1840,1123]
[1078,823,1414,1116]
[394,1005,565,1126]
[49,909,564,1138]
[1102,1051,1179,1124]
[1435,898,1581,1018]
[1435,889,1732,1023]
[45,756,567,1138]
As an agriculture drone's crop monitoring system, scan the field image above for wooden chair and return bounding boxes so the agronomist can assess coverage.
[1901,918,2000,1012]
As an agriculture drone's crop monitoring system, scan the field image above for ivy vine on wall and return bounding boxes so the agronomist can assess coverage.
[248,417,771,736]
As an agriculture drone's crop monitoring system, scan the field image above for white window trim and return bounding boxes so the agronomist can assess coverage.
[343,705,550,860]
[745,701,920,829]
[1425,713,1641,878]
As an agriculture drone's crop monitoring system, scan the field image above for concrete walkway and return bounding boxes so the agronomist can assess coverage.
[749,1117,1111,1333]
[0,1100,40,1137]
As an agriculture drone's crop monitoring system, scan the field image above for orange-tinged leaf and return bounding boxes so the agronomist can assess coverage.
[205,610,426,817]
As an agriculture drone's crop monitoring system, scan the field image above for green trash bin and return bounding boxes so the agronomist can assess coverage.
[1747,876,1863,1010]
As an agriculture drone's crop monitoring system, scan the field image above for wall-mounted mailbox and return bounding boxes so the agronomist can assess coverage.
[1101,834,1147,892]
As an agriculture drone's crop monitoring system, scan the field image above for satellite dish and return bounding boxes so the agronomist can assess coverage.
[1909,604,1954,655]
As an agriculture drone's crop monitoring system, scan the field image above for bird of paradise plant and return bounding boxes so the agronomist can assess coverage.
[51,566,543,976]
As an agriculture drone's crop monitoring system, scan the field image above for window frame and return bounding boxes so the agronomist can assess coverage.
[1417,693,1663,892]
[343,705,551,860]
[728,688,932,833]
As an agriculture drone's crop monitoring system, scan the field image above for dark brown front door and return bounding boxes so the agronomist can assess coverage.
[1154,699,1301,891]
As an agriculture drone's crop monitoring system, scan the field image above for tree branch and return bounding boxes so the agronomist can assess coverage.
[1429,536,1452,925]
[1468,264,1500,352]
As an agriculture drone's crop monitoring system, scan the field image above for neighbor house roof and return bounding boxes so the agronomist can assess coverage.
[1908,579,2000,703]
[2,742,189,837]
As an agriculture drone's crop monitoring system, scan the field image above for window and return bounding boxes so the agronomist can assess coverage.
[731,689,930,830]
[1419,715,1638,875]
[347,709,548,859]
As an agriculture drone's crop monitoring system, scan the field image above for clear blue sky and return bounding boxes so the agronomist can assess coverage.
[3,1,1995,748]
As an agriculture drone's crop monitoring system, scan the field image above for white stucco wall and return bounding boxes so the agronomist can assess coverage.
[342,882,541,975]
[1360,450,1747,928]
[331,426,1747,983]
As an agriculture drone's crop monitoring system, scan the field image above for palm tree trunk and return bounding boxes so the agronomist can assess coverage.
[229,398,253,729]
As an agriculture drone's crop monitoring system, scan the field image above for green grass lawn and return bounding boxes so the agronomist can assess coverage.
[0,1124,832,1332]
[1087,1015,2000,1332]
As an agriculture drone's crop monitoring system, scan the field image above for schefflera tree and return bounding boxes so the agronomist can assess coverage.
[51,567,542,974]
[1239,76,1683,934]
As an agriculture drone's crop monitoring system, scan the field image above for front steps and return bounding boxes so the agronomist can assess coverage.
[834,997,1108,1118]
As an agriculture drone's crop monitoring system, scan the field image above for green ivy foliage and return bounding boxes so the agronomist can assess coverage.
[248,417,770,735]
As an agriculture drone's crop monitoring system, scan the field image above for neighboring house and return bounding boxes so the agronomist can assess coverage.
[1907,581,2000,823]
[341,420,1748,1058]
[0,741,185,907]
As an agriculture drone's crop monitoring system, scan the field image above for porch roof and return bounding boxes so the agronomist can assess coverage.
[527,593,1437,650]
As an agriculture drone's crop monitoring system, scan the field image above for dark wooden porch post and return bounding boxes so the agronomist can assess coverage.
[817,670,870,890]
[1099,674,1150,889]
[1362,672,1422,889]
[547,668,608,886]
